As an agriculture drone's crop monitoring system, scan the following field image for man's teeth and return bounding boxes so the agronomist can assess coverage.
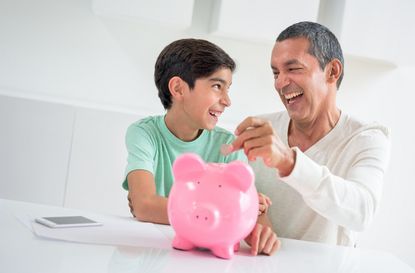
[284,91,303,100]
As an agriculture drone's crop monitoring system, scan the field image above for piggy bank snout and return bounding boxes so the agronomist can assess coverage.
[190,204,219,228]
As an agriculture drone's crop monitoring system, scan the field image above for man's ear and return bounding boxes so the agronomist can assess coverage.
[326,59,342,85]
[168,76,185,100]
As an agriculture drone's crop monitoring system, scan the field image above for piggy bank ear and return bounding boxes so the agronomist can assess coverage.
[223,161,254,192]
[173,153,205,182]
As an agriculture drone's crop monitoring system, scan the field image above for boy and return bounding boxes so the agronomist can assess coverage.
[123,38,277,255]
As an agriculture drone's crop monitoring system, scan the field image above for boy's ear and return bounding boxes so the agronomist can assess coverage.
[168,76,185,99]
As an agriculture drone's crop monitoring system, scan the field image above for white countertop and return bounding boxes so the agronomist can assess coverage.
[1,198,414,273]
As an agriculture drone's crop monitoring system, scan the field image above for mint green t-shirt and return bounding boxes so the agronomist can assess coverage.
[122,115,247,197]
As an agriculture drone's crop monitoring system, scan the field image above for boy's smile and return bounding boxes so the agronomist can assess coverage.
[208,110,223,121]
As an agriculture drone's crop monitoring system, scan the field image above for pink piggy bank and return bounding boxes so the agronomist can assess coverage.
[167,153,258,259]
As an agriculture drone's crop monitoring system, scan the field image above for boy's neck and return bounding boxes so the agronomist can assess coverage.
[164,111,203,142]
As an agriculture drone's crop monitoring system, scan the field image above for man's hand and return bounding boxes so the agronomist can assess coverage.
[245,217,280,256]
[232,117,295,177]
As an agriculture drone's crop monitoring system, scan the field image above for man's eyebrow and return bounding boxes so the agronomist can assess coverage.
[271,59,303,70]
[284,59,302,66]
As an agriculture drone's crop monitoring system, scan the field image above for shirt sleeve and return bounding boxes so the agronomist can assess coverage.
[122,124,155,190]
[280,127,391,231]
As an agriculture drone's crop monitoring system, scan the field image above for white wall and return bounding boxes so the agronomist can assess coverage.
[338,60,415,265]
[0,0,414,268]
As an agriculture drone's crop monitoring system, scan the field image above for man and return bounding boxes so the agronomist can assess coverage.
[231,21,390,247]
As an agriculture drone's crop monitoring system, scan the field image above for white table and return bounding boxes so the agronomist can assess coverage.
[1,198,414,273]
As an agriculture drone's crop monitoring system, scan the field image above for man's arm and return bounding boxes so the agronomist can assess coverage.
[127,170,169,225]
[281,141,389,231]
[232,117,390,232]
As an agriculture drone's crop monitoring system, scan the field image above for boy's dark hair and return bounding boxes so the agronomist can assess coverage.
[277,21,344,89]
[154,38,236,109]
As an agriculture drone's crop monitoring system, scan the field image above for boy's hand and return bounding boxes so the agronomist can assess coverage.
[258,192,272,215]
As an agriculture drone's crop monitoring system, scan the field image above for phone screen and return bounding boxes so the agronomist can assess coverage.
[43,216,97,225]
[35,216,102,228]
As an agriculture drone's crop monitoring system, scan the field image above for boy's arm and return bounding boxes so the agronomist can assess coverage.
[127,170,169,225]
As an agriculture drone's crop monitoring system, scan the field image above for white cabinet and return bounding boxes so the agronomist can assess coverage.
[208,0,415,65]
[0,95,75,206]
[210,0,320,42]
[92,0,194,28]
[321,0,415,65]
[64,108,139,216]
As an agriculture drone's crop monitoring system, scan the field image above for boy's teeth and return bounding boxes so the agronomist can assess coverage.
[209,111,221,117]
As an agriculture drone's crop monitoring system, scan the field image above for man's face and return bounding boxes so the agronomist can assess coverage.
[270,37,331,123]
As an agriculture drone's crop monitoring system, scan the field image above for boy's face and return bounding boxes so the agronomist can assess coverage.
[181,68,232,131]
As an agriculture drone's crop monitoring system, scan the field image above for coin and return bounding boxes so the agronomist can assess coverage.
[220,144,233,156]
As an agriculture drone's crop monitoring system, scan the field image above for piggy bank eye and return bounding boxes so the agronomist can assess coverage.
[196,181,200,185]
[218,184,222,188]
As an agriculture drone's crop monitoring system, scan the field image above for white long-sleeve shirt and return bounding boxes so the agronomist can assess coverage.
[250,111,390,246]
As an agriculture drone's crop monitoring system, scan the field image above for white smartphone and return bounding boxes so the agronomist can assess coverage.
[35,216,102,228]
